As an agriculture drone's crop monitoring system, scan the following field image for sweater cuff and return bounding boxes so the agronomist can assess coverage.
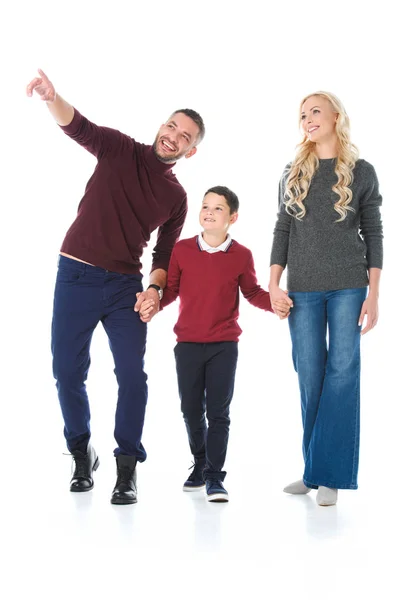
[151,260,169,273]
[59,108,82,134]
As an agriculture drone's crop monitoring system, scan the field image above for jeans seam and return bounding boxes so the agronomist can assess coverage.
[303,478,358,490]
[350,352,361,487]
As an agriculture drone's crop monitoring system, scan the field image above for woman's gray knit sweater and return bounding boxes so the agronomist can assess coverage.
[270,159,383,292]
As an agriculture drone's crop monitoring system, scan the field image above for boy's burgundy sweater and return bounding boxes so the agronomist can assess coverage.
[161,236,273,343]
[59,109,187,274]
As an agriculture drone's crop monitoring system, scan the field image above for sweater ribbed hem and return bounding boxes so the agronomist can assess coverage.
[59,246,142,275]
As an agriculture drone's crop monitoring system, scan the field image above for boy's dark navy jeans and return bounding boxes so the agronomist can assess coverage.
[51,255,148,460]
[174,341,238,481]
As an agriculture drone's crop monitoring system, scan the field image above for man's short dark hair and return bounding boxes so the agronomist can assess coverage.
[172,109,205,144]
[204,186,239,215]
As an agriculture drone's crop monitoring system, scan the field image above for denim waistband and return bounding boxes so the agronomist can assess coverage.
[57,254,143,280]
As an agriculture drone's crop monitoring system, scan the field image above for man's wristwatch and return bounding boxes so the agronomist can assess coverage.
[147,284,163,301]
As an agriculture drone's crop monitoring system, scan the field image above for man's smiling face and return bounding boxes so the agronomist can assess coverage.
[153,112,200,164]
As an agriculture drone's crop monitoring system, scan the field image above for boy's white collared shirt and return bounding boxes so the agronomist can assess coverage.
[197,233,232,253]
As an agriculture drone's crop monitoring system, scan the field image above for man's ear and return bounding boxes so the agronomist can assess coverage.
[230,212,239,225]
[185,146,197,159]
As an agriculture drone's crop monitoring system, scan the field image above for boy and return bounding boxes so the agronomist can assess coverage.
[140,186,291,501]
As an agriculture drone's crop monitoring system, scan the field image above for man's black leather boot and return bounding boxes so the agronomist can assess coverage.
[110,455,137,505]
[70,445,99,492]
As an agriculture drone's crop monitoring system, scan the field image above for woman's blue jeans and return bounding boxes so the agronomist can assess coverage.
[288,287,367,490]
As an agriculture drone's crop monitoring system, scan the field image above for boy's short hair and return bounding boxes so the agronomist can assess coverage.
[204,186,239,215]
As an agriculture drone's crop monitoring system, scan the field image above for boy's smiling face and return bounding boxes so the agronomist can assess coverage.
[199,192,238,233]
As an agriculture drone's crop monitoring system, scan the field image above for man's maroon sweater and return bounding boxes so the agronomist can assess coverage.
[59,109,187,274]
[161,236,273,343]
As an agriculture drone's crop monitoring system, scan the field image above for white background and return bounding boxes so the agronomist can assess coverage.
[1,1,399,598]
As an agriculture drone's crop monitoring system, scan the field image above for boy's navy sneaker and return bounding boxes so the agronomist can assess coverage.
[206,479,229,502]
[183,459,206,491]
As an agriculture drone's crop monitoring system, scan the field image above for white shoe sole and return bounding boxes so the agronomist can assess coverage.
[207,493,229,502]
[183,484,206,492]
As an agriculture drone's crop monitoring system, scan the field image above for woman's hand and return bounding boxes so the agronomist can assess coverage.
[358,293,379,335]
[269,285,293,320]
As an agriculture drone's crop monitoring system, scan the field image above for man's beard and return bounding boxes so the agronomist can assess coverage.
[152,136,183,164]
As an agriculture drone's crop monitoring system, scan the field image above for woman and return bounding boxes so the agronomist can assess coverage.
[269,91,383,506]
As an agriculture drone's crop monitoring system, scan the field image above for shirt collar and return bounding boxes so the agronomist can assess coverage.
[143,144,176,175]
[197,233,232,253]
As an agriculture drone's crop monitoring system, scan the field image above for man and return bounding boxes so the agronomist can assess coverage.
[26,69,205,505]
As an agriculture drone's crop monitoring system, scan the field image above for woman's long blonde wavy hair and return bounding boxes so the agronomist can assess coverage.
[284,91,359,222]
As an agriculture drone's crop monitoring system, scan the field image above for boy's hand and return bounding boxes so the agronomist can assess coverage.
[272,299,291,319]
[269,285,293,320]
[135,295,158,323]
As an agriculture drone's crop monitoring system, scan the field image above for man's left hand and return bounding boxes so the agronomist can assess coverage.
[134,289,160,323]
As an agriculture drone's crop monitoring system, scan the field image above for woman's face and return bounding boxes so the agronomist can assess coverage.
[300,95,338,144]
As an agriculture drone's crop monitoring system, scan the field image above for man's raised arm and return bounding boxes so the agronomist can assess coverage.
[26,68,74,126]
